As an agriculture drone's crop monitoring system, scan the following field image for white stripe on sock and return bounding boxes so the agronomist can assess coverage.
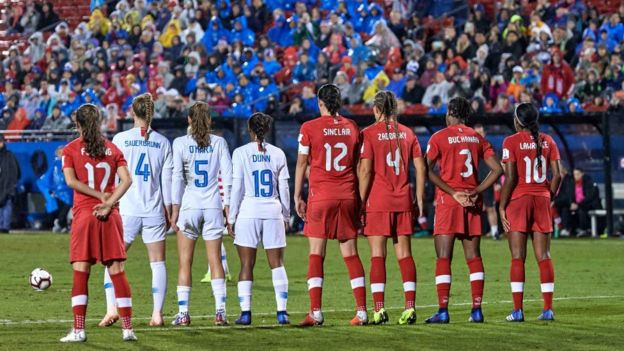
[116,297,132,308]
[350,277,365,289]
[371,283,385,293]
[71,295,87,306]
[435,275,451,285]
[470,272,485,281]
[541,283,555,293]
[403,282,416,292]
[511,282,524,293]
[307,277,323,289]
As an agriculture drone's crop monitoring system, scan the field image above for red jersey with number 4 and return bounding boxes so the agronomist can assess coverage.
[62,137,127,210]
[502,132,560,200]
[298,115,360,202]
[426,124,495,201]
[360,121,422,212]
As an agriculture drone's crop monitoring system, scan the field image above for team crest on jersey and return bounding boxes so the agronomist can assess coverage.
[502,148,510,160]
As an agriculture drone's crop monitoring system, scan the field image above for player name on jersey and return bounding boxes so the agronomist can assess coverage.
[377,132,407,140]
[519,141,550,150]
[124,140,163,149]
[252,154,271,162]
[447,136,480,144]
[188,145,214,153]
[323,128,352,136]
[80,147,113,156]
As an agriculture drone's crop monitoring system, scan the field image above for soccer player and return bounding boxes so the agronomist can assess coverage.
[170,102,233,326]
[295,84,368,326]
[358,91,426,325]
[499,103,562,322]
[99,93,173,327]
[60,104,136,342]
[227,113,290,325]
[425,97,502,324]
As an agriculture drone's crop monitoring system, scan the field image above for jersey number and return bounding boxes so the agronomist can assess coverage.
[252,169,274,197]
[134,153,151,182]
[194,160,209,187]
[523,156,547,184]
[324,142,348,172]
[85,162,111,192]
[386,149,401,175]
[459,149,474,178]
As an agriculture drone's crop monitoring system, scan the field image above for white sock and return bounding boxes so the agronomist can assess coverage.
[272,266,288,312]
[211,278,226,313]
[177,285,191,313]
[150,261,167,314]
[237,280,252,312]
[491,225,499,236]
[103,268,116,314]
[221,242,229,275]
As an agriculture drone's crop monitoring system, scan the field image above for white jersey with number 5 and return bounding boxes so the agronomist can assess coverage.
[172,134,232,210]
[112,128,173,217]
[228,142,290,223]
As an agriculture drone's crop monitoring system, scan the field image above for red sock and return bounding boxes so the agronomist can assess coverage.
[467,257,485,309]
[510,259,525,310]
[398,257,417,309]
[307,254,324,312]
[369,256,386,312]
[71,270,89,330]
[538,258,555,310]
[109,271,133,330]
[435,258,451,309]
[344,255,367,312]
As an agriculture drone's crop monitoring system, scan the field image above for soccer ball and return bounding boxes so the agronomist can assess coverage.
[30,268,53,291]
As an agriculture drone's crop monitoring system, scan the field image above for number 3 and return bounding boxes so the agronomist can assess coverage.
[459,149,473,178]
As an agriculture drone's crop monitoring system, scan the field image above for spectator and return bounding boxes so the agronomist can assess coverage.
[42,105,70,130]
[541,48,575,99]
[387,68,407,98]
[363,70,390,103]
[556,167,601,237]
[422,72,453,107]
[347,71,368,105]
[428,95,447,115]
[402,75,424,104]
[6,108,30,138]
[0,134,20,233]
[37,2,60,32]
[333,71,351,102]
[506,65,525,101]
[315,53,331,85]
[301,85,318,113]
[293,53,316,83]
[38,146,73,232]
[492,93,512,113]
[540,92,562,113]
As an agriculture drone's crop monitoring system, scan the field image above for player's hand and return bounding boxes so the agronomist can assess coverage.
[570,202,578,211]
[101,192,112,203]
[360,209,366,227]
[499,208,511,233]
[223,206,230,221]
[170,213,180,233]
[284,221,290,234]
[452,191,472,207]
[295,197,307,221]
[93,202,113,220]
[413,200,424,217]
[227,223,235,239]
[466,190,480,207]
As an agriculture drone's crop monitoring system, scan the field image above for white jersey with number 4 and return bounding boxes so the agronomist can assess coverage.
[172,134,232,210]
[112,128,173,218]
[228,142,290,223]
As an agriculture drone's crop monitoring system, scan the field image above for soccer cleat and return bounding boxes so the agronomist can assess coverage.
[468,307,484,323]
[425,309,450,324]
[98,313,119,327]
[200,272,211,283]
[298,311,324,327]
[60,329,86,343]
[537,309,555,321]
[171,312,191,326]
[506,309,525,322]
[122,329,138,341]
[235,311,252,325]
[398,308,417,325]
[372,308,389,325]
[350,311,368,326]
[276,311,290,325]
[215,310,228,326]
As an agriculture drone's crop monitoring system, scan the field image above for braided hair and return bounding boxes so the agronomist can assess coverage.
[248,112,273,152]
[447,96,473,122]
[515,102,542,167]
[75,104,106,159]
[373,90,403,174]
[131,93,155,141]
[188,101,212,148]
[317,84,342,118]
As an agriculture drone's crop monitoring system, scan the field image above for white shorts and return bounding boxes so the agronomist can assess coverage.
[177,209,224,241]
[234,218,286,249]
[122,215,167,244]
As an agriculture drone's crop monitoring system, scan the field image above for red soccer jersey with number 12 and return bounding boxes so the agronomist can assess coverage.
[360,121,422,212]
[298,115,360,202]
[62,137,127,210]
[426,124,495,203]
[502,131,561,200]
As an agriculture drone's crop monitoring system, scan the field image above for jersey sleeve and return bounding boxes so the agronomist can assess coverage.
[479,135,496,160]
[171,138,185,205]
[426,134,441,161]
[232,148,244,180]
[298,123,311,155]
[501,137,516,163]
[227,150,243,224]
[360,131,373,160]
[278,151,290,180]
[61,144,75,170]
[217,138,233,206]
[111,143,128,168]
[411,134,423,159]
[161,139,174,206]
[278,150,291,221]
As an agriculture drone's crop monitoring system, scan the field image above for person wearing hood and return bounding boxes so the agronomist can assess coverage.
[347,37,370,66]
[366,20,400,58]
[347,71,369,104]
[353,4,372,33]
[333,71,351,101]
[200,16,229,53]
[541,48,575,99]
[253,74,279,112]
[88,8,111,40]
[597,28,617,54]
[230,16,255,47]
[262,49,282,76]
[428,95,447,115]
[530,13,552,40]
[540,92,562,113]
[20,83,41,119]
[600,13,624,43]
[60,91,82,116]
[293,53,316,83]
[566,97,584,113]
[237,74,259,106]
[387,68,407,98]
[183,18,204,45]
[159,19,181,48]
[367,3,384,32]
[422,72,453,107]
[268,15,294,48]
[363,70,390,103]
[24,32,46,64]
[241,48,260,76]
[222,92,253,118]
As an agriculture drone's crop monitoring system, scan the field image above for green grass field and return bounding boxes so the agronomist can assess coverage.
[1,233,623,351]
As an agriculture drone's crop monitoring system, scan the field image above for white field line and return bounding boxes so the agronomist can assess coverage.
[1,295,621,327]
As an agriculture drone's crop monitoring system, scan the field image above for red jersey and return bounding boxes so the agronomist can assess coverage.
[502,131,560,200]
[62,137,127,210]
[426,124,495,200]
[298,115,360,202]
[360,121,422,212]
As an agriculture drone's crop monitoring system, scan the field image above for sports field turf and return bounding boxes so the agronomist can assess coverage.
[1,233,623,350]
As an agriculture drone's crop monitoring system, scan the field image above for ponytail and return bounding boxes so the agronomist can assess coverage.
[75,104,106,159]
[373,91,403,174]
[131,93,155,141]
[248,112,273,152]
[188,102,212,148]
[515,102,542,167]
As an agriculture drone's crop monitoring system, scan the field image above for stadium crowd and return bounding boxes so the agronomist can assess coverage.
[1,0,624,134]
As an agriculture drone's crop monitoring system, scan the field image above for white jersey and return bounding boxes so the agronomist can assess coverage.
[228,142,290,223]
[113,127,173,217]
[172,134,232,210]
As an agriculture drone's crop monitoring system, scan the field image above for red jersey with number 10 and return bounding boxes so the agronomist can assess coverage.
[62,137,127,210]
[426,124,495,201]
[502,132,560,200]
[298,115,360,202]
[360,121,422,212]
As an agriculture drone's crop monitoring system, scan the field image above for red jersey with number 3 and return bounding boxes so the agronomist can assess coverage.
[62,137,127,210]
[502,132,560,200]
[360,121,422,212]
[298,115,360,202]
[426,124,495,201]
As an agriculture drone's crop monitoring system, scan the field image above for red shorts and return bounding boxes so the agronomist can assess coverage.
[70,207,126,264]
[434,194,482,236]
[364,211,413,237]
[506,195,553,234]
[304,199,358,241]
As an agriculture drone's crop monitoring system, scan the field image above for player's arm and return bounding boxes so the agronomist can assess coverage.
[426,157,470,207]
[218,139,233,218]
[278,159,291,231]
[161,140,174,219]
[93,166,133,219]
[498,161,516,233]
[170,140,184,231]
[295,127,310,220]
[226,151,242,237]
[413,156,426,217]
[472,155,503,195]
[63,167,107,201]
[358,158,373,205]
